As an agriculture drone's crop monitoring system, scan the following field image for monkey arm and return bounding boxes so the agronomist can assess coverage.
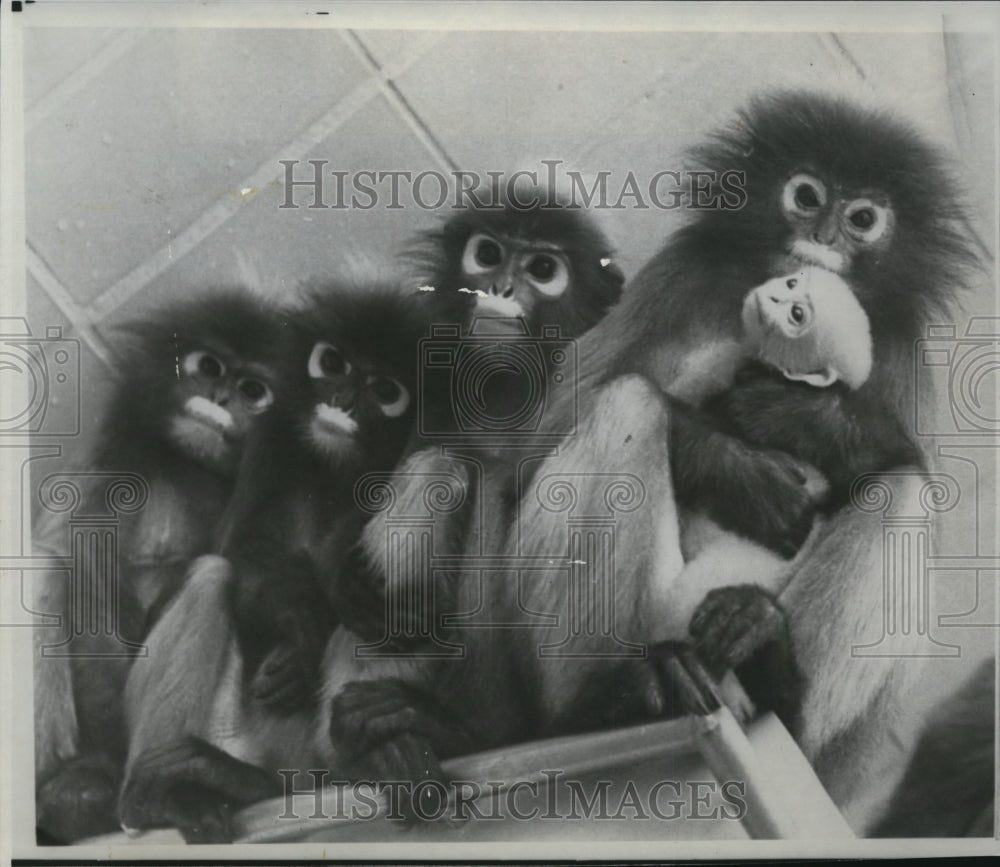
[667,394,819,558]
[228,545,336,714]
[705,364,923,503]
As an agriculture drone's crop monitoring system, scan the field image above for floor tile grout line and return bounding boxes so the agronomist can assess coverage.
[341,29,458,174]
[26,29,151,132]
[84,34,445,323]
[25,243,115,366]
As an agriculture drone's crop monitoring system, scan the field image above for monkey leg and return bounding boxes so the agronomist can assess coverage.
[510,374,687,732]
[872,658,995,838]
[34,567,146,842]
[777,470,932,831]
[120,555,279,842]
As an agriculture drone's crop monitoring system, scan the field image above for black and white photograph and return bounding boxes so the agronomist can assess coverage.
[0,0,997,860]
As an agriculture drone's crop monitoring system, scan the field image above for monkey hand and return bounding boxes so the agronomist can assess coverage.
[712,444,818,558]
[329,679,470,824]
[234,554,335,713]
[246,596,334,713]
[688,584,804,726]
[329,678,468,765]
[118,736,280,844]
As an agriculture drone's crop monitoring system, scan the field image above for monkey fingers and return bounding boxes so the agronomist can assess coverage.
[119,736,280,842]
[329,678,463,764]
[688,584,788,677]
[723,449,816,557]
[687,584,803,721]
[355,732,445,825]
[250,643,318,713]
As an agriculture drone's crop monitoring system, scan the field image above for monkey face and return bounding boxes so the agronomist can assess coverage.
[459,232,572,323]
[304,341,411,460]
[779,172,894,276]
[168,345,276,471]
[742,275,816,342]
[742,267,873,390]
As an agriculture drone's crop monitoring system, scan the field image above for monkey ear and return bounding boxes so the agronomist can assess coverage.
[783,367,837,388]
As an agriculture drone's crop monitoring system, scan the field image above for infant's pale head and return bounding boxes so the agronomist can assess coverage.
[741,266,873,389]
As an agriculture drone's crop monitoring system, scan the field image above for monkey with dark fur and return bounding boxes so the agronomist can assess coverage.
[320,196,628,780]
[324,92,977,831]
[664,265,921,665]
[410,193,625,335]
[116,280,443,843]
[34,290,292,843]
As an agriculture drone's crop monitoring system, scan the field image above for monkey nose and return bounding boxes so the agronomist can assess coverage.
[811,228,838,246]
[331,393,356,412]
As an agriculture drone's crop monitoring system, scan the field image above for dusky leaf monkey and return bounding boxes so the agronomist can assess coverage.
[34,290,292,843]
[116,280,444,843]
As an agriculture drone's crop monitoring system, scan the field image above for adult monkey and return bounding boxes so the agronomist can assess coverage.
[329,92,976,830]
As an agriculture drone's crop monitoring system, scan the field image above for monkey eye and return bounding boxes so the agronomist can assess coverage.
[369,376,410,418]
[523,253,570,297]
[183,350,225,379]
[236,377,274,412]
[782,173,827,216]
[308,342,351,379]
[462,233,504,275]
[843,199,890,242]
[788,303,809,326]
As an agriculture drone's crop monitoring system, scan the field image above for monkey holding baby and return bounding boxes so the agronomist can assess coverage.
[324,93,975,832]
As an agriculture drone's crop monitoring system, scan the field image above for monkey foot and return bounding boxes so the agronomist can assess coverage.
[36,753,122,844]
[118,736,280,843]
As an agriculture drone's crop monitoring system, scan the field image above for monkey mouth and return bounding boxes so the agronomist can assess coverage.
[183,395,234,432]
[313,403,358,436]
[789,240,845,274]
[476,295,525,319]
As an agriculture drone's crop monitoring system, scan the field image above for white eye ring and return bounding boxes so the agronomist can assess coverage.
[182,350,225,379]
[782,173,827,217]
[461,233,504,276]
[307,342,351,379]
[369,377,410,418]
[522,252,570,297]
[843,198,890,243]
